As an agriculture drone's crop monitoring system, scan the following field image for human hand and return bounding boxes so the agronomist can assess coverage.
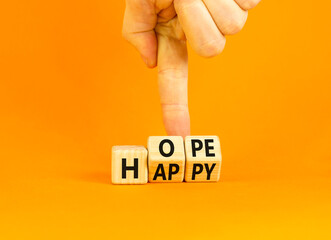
[122,0,260,138]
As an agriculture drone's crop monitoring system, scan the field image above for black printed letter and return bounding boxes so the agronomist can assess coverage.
[204,163,216,180]
[205,139,215,157]
[153,164,166,180]
[168,164,180,180]
[192,139,203,157]
[192,163,204,180]
[159,139,175,157]
[122,158,138,179]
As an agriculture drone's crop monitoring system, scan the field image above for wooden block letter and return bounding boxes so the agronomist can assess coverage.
[148,136,185,183]
[112,146,148,184]
[184,136,222,182]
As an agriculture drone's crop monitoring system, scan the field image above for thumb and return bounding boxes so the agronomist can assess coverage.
[156,19,191,138]
[122,0,157,68]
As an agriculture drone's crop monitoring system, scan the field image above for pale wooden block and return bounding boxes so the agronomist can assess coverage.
[184,136,222,182]
[112,146,148,184]
[148,136,185,183]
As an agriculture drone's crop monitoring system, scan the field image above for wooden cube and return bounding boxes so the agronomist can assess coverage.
[112,146,148,184]
[184,136,222,182]
[148,136,185,183]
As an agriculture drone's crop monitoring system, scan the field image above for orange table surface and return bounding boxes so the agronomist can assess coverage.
[1,0,331,239]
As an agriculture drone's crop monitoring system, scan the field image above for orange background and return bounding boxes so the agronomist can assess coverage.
[1,0,330,239]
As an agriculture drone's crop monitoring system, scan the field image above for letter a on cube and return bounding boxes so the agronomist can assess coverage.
[184,136,222,182]
[148,136,185,183]
[112,146,148,184]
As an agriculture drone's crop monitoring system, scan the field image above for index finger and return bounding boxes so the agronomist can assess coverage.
[156,20,191,138]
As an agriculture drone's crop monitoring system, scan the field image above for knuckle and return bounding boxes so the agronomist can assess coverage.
[122,28,131,42]
[174,0,197,14]
[158,68,187,80]
[126,0,139,5]
[222,13,247,35]
[197,37,226,58]
[240,0,260,10]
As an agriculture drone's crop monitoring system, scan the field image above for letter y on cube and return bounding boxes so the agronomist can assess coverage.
[184,136,222,182]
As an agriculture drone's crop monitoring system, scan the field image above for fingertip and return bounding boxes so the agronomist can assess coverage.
[162,104,191,139]
[142,55,157,68]
[166,125,191,139]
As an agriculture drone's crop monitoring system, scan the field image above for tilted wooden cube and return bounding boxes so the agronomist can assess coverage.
[112,146,148,184]
[148,136,185,183]
[184,136,222,182]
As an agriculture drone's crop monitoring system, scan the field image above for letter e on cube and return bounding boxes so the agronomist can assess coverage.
[184,136,222,182]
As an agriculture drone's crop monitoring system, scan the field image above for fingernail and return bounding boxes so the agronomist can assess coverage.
[142,57,149,66]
